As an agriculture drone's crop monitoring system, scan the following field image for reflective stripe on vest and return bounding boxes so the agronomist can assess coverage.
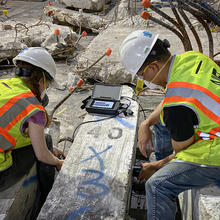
[0,92,44,152]
[165,82,220,124]
[0,127,16,152]
[209,126,220,136]
[197,131,218,140]
[197,126,220,140]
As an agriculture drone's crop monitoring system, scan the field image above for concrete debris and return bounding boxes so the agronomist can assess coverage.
[116,0,131,21]
[0,21,78,61]
[55,0,106,12]
[58,72,81,91]
[67,72,81,87]
[0,39,26,63]
[44,6,109,33]
[46,119,61,146]
[41,29,78,58]
[116,14,152,28]
[2,24,13,31]
[75,25,145,84]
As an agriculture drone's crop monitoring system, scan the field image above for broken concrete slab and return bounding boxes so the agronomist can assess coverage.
[41,28,78,58]
[55,0,105,11]
[0,21,78,61]
[73,18,155,84]
[179,184,220,220]
[44,6,109,33]
[74,25,136,84]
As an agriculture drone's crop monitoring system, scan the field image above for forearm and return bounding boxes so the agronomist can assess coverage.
[156,153,176,169]
[172,135,195,153]
[36,145,60,165]
[143,100,163,127]
[28,122,61,166]
[153,135,195,169]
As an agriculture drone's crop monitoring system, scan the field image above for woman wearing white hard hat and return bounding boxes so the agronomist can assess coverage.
[120,30,220,220]
[0,47,65,215]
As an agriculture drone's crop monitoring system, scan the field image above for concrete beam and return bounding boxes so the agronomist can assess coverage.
[44,6,108,33]
[38,85,139,219]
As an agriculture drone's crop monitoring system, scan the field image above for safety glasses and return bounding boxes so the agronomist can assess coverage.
[137,60,158,80]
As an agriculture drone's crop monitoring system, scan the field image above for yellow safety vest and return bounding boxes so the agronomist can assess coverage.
[160,51,220,166]
[0,78,45,171]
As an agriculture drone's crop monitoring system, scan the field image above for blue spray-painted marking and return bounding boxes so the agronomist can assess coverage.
[81,145,112,171]
[81,169,104,182]
[95,116,135,129]
[69,145,112,218]
[114,117,135,129]
[67,206,91,220]
[23,175,38,187]
[77,169,109,199]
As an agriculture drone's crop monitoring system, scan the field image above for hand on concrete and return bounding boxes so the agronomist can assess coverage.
[138,162,159,181]
[53,146,66,160]
[138,121,154,158]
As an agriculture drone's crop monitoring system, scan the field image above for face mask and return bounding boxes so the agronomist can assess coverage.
[143,80,157,90]
[41,72,48,100]
[41,92,49,107]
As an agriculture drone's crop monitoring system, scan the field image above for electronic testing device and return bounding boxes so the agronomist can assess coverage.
[85,84,122,115]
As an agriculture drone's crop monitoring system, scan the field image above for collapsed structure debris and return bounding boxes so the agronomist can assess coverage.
[44,5,109,33]
[140,0,220,61]
[55,0,107,11]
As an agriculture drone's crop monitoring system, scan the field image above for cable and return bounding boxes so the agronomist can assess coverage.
[121,96,132,108]
[123,95,147,120]
[71,113,119,142]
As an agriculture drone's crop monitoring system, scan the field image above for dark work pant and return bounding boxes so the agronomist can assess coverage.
[0,145,35,192]
[0,134,55,205]
[37,134,55,204]
[31,134,55,219]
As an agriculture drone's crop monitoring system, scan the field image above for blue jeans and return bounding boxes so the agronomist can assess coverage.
[153,123,173,160]
[145,162,220,220]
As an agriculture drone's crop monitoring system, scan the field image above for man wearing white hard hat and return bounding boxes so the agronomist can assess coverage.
[120,30,220,219]
[120,30,173,161]
[0,47,65,215]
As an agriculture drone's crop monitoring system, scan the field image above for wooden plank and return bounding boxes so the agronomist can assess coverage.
[38,85,139,220]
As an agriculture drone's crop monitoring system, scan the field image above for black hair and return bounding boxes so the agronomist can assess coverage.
[138,38,171,73]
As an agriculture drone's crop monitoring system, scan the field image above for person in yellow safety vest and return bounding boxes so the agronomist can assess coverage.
[119,30,220,220]
[0,47,65,215]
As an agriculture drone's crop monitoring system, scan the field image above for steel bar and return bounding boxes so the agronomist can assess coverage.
[168,0,192,50]
[177,1,203,53]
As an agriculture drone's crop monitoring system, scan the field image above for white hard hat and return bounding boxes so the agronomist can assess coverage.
[119,30,158,78]
[13,47,56,80]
